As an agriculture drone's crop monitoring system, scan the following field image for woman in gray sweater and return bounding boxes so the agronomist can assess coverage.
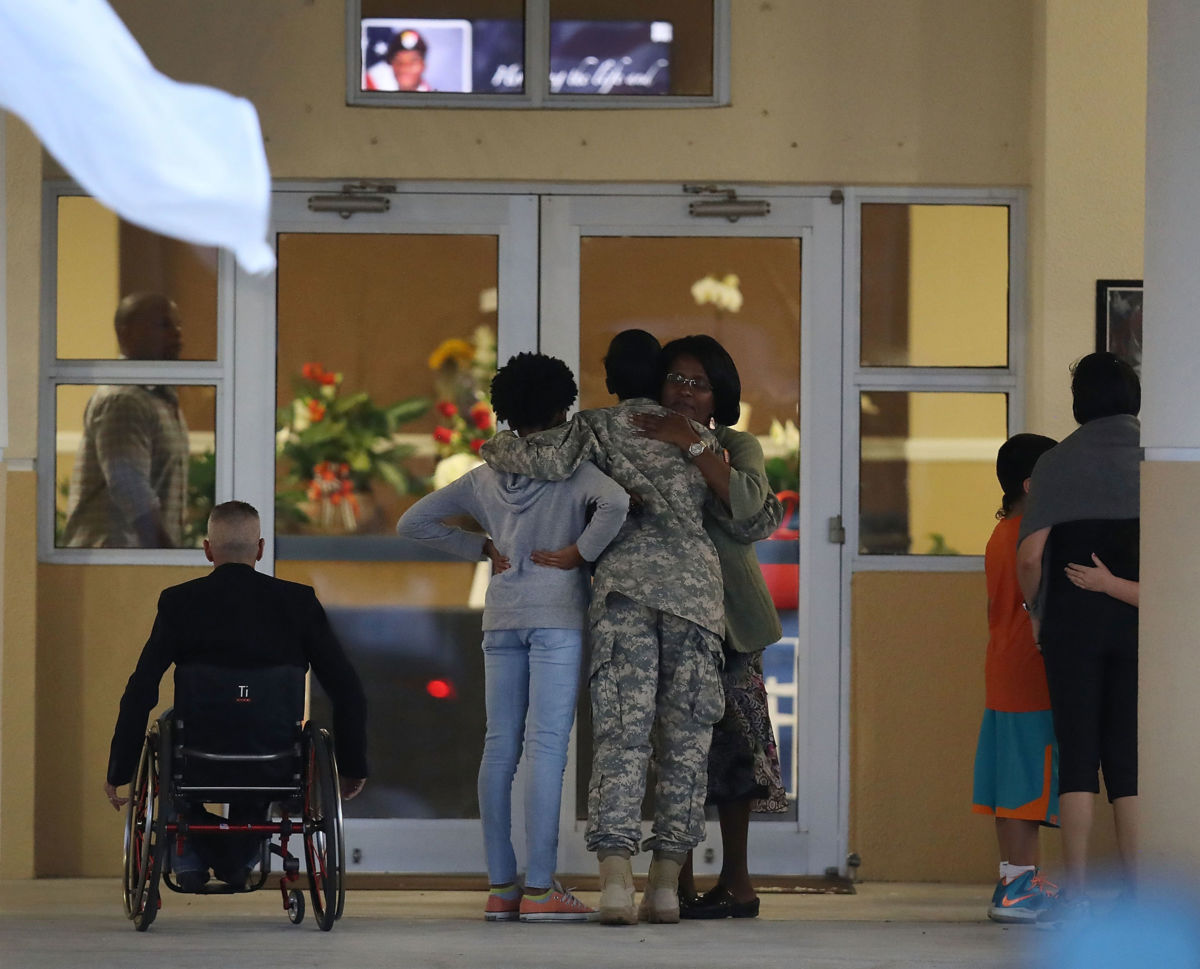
[397,352,629,923]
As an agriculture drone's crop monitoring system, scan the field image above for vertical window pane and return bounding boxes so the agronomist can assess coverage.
[55,384,216,549]
[275,232,499,538]
[360,1,526,94]
[276,232,499,824]
[549,1,712,96]
[56,197,217,361]
[860,204,1009,367]
[576,234,800,820]
[859,392,1007,555]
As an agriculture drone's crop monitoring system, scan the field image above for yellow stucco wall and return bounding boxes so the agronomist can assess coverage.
[1,1,1149,880]
[100,0,1033,186]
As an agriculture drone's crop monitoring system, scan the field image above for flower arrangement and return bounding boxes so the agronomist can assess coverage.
[428,327,498,488]
[276,362,429,530]
[764,417,800,493]
[691,273,743,314]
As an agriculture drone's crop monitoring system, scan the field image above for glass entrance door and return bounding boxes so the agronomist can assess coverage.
[233,191,537,873]
[233,187,844,877]
[539,193,845,878]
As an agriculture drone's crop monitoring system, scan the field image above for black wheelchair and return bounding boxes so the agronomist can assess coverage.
[121,664,346,931]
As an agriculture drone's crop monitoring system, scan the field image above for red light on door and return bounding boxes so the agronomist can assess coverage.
[426,679,456,700]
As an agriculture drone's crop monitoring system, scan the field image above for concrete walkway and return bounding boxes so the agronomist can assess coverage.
[2,880,1048,968]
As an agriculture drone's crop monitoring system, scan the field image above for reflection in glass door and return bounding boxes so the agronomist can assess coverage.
[234,192,536,873]
[540,194,844,878]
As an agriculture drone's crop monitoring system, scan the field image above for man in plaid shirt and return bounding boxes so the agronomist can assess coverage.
[62,293,189,548]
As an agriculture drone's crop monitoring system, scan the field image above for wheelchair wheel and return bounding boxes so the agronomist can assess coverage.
[122,728,165,931]
[287,889,306,925]
[302,725,345,931]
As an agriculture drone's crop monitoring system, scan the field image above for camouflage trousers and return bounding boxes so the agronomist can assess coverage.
[585,593,725,856]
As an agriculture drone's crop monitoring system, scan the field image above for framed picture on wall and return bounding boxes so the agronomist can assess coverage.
[1095,278,1143,373]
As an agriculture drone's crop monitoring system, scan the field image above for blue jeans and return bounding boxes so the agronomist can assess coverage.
[478,627,582,890]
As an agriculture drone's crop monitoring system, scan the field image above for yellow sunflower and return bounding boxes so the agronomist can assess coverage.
[428,338,475,370]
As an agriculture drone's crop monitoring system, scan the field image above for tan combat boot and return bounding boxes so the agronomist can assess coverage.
[637,855,682,924]
[598,854,638,925]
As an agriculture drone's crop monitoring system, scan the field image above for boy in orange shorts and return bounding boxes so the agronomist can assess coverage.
[972,433,1060,923]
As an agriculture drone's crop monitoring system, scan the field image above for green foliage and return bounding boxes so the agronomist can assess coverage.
[765,454,799,494]
[275,363,431,510]
[925,532,960,556]
[183,449,217,547]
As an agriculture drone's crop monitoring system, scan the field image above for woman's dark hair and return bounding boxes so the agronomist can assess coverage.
[995,433,1057,519]
[1070,352,1141,424]
[659,335,741,427]
[490,352,577,430]
[604,329,662,401]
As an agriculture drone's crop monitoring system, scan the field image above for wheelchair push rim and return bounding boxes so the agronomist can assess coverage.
[302,725,345,930]
[122,728,164,929]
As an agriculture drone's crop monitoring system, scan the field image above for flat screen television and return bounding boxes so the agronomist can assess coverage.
[360,18,672,96]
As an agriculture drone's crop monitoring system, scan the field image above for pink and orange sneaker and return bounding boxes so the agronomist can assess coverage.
[484,886,521,922]
[519,886,597,923]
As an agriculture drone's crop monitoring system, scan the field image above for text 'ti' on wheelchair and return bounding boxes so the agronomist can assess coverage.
[121,665,346,931]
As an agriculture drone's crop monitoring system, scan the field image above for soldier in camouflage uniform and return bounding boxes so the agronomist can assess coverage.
[480,334,746,924]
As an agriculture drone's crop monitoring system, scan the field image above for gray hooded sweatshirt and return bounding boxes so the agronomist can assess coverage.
[395,462,629,630]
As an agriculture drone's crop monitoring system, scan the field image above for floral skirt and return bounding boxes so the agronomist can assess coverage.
[706,648,788,813]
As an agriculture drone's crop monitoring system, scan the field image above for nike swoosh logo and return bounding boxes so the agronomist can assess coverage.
[1001,893,1037,906]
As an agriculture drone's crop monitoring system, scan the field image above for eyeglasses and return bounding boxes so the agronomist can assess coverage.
[665,372,713,393]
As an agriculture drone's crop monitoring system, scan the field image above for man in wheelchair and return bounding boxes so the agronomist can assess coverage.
[104,500,368,892]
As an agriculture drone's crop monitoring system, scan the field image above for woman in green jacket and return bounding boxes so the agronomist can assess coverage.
[633,334,787,919]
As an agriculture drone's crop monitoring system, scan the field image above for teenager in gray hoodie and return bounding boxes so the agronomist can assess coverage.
[396,352,628,923]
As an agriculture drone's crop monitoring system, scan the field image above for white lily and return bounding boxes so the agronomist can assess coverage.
[433,452,485,490]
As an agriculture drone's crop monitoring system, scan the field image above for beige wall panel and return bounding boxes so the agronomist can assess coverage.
[1,471,36,877]
[104,0,1033,186]
[6,118,41,461]
[1140,461,1200,886]
[850,570,1118,882]
[35,564,206,876]
[1027,2,1146,438]
[850,571,990,881]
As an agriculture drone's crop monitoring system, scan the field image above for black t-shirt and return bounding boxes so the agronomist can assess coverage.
[1040,518,1139,650]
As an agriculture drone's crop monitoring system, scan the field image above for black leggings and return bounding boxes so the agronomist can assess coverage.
[1040,519,1139,800]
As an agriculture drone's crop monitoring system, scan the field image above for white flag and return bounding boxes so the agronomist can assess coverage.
[0,0,274,274]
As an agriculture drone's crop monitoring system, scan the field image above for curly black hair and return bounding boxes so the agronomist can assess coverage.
[490,352,578,431]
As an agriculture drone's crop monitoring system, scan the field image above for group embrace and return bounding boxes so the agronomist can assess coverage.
[397,330,787,924]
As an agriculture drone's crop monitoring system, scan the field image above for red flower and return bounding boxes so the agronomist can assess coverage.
[436,400,459,418]
[470,438,485,453]
[433,426,454,444]
[307,399,326,422]
[319,370,338,386]
[469,402,493,430]
[302,362,320,381]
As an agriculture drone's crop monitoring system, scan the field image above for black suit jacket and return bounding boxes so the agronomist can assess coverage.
[106,562,368,785]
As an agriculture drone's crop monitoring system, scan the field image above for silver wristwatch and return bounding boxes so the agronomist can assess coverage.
[686,440,706,460]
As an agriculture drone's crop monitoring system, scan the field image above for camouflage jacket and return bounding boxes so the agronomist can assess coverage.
[480,399,725,636]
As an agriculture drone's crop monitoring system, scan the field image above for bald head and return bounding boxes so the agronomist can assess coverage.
[115,292,183,361]
[205,501,263,566]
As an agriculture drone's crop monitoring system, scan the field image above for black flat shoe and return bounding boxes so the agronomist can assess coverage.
[679,884,761,920]
[678,888,702,916]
